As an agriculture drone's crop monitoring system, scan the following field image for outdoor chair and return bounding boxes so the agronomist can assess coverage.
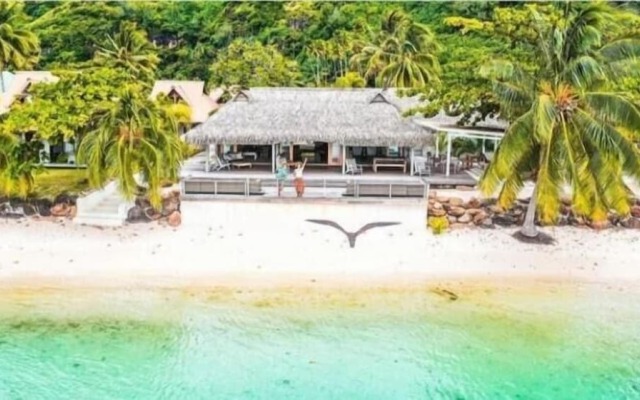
[413,157,431,176]
[212,155,231,171]
[345,158,363,174]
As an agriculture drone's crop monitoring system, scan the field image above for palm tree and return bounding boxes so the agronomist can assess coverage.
[0,2,39,92]
[77,86,184,208]
[479,3,640,238]
[94,21,159,83]
[351,10,440,88]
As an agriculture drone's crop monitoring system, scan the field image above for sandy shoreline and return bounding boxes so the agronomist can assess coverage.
[1,200,640,290]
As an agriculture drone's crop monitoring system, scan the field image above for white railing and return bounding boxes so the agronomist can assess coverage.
[182,176,429,199]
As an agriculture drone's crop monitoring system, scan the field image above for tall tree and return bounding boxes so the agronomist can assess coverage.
[77,86,183,207]
[94,21,159,83]
[0,1,39,92]
[351,9,440,88]
[209,39,301,87]
[479,3,640,237]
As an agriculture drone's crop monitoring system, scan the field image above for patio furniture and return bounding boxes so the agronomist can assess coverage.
[345,158,363,175]
[211,155,231,171]
[373,158,407,173]
[232,161,253,169]
[242,151,258,160]
[413,157,431,176]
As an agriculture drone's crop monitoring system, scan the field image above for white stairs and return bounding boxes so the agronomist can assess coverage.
[74,181,134,227]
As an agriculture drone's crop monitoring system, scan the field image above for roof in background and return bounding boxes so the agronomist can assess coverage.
[185,88,437,147]
[151,80,219,124]
[0,71,58,114]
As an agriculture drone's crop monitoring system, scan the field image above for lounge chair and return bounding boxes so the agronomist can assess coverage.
[211,155,231,171]
[413,157,431,176]
[345,158,363,174]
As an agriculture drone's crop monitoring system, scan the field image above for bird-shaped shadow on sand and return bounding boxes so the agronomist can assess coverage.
[306,219,400,248]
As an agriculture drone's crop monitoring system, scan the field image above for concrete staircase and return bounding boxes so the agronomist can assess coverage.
[74,181,134,227]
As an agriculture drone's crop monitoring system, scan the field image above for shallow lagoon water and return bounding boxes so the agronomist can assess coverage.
[0,282,639,399]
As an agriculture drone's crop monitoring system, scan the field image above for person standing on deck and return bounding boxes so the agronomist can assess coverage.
[294,158,308,198]
[275,154,289,197]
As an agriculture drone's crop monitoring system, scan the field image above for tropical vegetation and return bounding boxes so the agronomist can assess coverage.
[478,2,640,236]
[0,1,639,231]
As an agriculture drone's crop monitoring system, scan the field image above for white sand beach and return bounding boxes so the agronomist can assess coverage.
[1,199,640,290]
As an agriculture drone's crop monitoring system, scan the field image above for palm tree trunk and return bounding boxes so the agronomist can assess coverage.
[520,183,539,238]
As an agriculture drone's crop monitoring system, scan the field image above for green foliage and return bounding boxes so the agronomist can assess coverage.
[94,21,159,84]
[479,3,640,226]
[0,1,40,90]
[1,67,132,141]
[428,215,449,235]
[77,86,184,208]
[352,9,440,88]
[33,168,89,199]
[0,139,44,198]
[334,72,365,88]
[209,39,301,87]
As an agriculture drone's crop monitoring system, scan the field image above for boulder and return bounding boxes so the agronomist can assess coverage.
[631,205,640,218]
[467,208,483,217]
[447,215,458,224]
[621,217,640,229]
[126,206,149,223]
[432,201,443,210]
[428,208,447,217]
[54,193,76,206]
[589,220,611,230]
[68,206,77,219]
[493,215,515,227]
[162,196,180,216]
[448,206,466,217]
[428,190,437,199]
[436,196,450,204]
[167,211,182,227]
[488,205,503,214]
[449,197,464,207]
[466,198,481,209]
[50,203,70,217]
[457,213,472,224]
[473,211,488,224]
[480,218,494,228]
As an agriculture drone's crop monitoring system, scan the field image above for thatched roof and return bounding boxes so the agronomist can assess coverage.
[184,88,435,147]
[151,80,220,124]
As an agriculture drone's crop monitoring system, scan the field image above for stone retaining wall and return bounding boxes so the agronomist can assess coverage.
[427,191,640,230]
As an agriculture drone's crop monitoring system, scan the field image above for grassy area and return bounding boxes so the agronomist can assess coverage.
[33,168,91,199]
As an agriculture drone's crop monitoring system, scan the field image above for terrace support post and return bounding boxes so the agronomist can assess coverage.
[205,144,211,173]
[435,136,439,156]
[342,144,346,174]
[482,139,486,155]
[410,147,414,176]
[446,132,452,177]
[272,143,276,173]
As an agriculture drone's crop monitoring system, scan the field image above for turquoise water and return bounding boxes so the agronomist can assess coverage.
[0,283,639,399]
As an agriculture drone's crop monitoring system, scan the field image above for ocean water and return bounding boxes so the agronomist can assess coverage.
[0,282,639,400]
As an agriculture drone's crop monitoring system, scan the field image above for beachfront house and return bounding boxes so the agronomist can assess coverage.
[184,88,506,178]
[0,71,79,166]
[150,80,222,135]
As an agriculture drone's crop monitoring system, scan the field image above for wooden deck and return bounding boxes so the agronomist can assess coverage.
[180,153,478,199]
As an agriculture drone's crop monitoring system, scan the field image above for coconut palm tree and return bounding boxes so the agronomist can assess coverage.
[77,86,183,208]
[351,10,440,88]
[94,21,159,83]
[479,3,640,238]
[0,2,39,92]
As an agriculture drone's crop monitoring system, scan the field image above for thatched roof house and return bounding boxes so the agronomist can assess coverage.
[185,88,436,147]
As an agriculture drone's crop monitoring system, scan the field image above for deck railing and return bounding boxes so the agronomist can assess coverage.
[181,176,430,199]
